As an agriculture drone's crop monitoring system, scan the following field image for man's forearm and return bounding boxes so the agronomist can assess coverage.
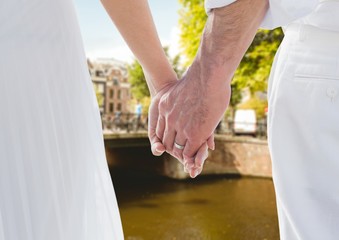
[195,0,269,87]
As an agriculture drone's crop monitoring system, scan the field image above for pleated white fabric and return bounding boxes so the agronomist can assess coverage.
[268,23,339,239]
[0,0,124,239]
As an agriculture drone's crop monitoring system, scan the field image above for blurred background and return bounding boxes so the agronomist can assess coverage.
[74,0,284,239]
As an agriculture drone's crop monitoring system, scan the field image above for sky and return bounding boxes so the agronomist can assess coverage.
[73,0,181,63]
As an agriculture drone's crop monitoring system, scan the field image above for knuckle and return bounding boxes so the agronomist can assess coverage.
[183,128,198,140]
[187,139,200,149]
[163,139,172,151]
[173,152,183,161]
[156,126,164,139]
[183,152,194,161]
[158,100,168,114]
[166,113,176,125]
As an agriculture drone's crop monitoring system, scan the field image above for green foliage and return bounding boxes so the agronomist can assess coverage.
[127,47,184,100]
[93,85,104,107]
[178,0,207,67]
[230,81,242,108]
[237,97,268,119]
[127,60,149,100]
[163,46,185,78]
[233,29,284,93]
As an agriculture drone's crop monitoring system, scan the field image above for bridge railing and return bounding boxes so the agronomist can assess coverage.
[101,113,267,138]
[101,113,148,133]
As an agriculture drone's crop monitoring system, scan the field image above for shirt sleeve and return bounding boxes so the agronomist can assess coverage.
[205,0,319,29]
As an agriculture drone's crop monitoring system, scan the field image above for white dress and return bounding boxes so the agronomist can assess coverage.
[0,0,124,239]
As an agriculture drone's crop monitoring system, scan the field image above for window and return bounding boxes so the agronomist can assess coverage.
[109,103,114,113]
[118,90,121,99]
[117,103,122,111]
[109,89,114,99]
[113,78,119,86]
[96,70,104,77]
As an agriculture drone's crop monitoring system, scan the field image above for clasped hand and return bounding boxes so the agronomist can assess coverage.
[148,65,231,178]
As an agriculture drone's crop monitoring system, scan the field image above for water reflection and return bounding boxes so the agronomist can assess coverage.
[111,168,279,240]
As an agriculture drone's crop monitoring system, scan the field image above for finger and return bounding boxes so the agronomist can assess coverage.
[172,132,187,163]
[149,131,165,156]
[149,124,165,156]
[151,141,166,156]
[183,140,204,170]
[194,142,209,169]
[156,115,166,141]
[148,107,165,156]
[162,124,176,153]
[162,116,176,152]
[207,134,215,150]
[184,165,189,173]
[184,158,195,173]
[189,167,203,179]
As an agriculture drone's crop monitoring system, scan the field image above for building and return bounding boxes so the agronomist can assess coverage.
[88,58,132,117]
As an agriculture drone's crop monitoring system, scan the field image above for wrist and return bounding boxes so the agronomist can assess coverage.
[143,67,178,97]
[191,47,235,90]
[184,57,231,101]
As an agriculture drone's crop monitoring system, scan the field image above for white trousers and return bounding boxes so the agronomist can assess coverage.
[268,23,339,240]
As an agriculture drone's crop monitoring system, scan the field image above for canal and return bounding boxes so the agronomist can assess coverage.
[111,168,279,240]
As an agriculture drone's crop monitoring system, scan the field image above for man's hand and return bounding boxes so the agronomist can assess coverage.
[154,64,231,177]
[148,78,218,178]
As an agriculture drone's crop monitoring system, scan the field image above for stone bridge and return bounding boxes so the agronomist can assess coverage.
[104,132,272,179]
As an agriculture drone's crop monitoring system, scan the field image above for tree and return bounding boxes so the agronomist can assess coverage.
[127,60,149,100]
[178,0,207,67]
[233,29,283,93]
[127,47,184,100]
[93,84,104,108]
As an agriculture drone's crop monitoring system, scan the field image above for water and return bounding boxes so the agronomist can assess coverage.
[111,169,279,240]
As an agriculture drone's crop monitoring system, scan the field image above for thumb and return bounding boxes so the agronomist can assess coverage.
[151,140,165,156]
[148,99,165,156]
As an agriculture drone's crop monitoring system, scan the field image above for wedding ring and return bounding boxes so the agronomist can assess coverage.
[174,142,185,150]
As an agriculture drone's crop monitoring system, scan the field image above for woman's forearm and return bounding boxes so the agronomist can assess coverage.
[100,0,177,96]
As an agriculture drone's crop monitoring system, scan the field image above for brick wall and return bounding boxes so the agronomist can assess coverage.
[203,136,272,178]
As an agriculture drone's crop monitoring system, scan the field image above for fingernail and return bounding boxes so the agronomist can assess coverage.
[191,169,200,178]
[155,148,164,153]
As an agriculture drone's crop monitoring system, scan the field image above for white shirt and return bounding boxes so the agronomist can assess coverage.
[205,0,339,30]
[296,1,339,31]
